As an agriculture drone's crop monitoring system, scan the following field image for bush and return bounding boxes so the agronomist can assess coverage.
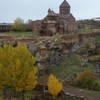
[47,74,63,97]
[11,18,31,32]
[0,44,38,92]
[75,70,100,90]
[11,24,31,32]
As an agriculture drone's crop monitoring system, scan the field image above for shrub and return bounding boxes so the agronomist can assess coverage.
[0,44,38,91]
[75,70,97,89]
[11,18,31,32]
[94,81,100,91]
[47,74,63,97]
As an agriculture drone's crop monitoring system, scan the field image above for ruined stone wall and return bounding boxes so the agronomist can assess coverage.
[77,20,100,29]
[62,91,85,100]
[32,20,42,33]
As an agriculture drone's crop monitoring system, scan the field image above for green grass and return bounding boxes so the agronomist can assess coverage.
[95,36,100,44]
[96,36,100,41]
[74,88,100,97]
[76,28,100,34]
[47,53,94,80]
[0,32,40,38]
[96,41,100,44]
[83,90,100,97]
[0,97,4,100]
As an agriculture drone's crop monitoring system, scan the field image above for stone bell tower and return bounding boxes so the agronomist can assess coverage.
[60,0,70,15]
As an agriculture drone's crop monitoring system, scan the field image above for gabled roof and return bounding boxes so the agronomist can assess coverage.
[60,0,70,8]
[0,23,12,26]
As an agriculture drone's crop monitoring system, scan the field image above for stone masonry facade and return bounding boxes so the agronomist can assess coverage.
[32,0,77,36]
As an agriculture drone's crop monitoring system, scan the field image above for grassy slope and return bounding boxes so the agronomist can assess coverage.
[96,36,100,40]
[73,87,100,97]
[0,32,39,38]
[95,36,100,44]
[48,53,94,80]
[76,28,100,34]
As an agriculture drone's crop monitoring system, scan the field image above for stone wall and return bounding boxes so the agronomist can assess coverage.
[77,20,100,29]
[62,90,86,100]
[32,20,42,33]
[1,89,86,100]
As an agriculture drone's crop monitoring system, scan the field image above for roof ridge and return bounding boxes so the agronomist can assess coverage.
[60,0,70,7]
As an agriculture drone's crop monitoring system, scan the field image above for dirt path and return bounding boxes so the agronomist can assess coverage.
[64,86,100,100]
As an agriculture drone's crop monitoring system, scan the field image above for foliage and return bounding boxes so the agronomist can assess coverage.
[75,70,100,90]
[47,53,90,80]
[85,42,95,50]
[95,48,100,55]
[47,74,63,97]
[82,64,94,71]
[95,36,100,41]
[11,18,31,32]
[0,44,38,91]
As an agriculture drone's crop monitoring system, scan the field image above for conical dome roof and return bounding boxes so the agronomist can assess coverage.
[60,0,70,7]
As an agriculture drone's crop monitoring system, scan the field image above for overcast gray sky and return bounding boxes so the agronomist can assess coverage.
[0,0,100,23]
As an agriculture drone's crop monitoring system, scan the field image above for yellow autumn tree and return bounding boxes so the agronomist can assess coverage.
[0,44,38,91]
[47,74,63,97]
[16,67,38,91]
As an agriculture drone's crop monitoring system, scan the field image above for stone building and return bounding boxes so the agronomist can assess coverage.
[31,20,42,33]
[0,0,77,34]
[0,23,12,32]
[39,0,77,35]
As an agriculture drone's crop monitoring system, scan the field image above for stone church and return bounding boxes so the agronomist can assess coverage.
[32,0,77,35]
